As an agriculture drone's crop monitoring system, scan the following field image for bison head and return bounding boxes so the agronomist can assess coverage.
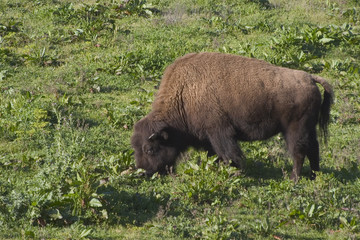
[131,117,180,176]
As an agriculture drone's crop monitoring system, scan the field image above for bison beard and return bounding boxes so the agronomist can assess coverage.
[131,52,334,181]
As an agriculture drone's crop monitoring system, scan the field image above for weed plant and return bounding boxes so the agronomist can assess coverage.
[0,0,359,239]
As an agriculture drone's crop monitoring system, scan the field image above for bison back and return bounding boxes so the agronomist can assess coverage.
[153,52,322,141]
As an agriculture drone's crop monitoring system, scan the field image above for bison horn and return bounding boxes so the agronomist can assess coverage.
[148,131,169,141]
[148,133,156,140]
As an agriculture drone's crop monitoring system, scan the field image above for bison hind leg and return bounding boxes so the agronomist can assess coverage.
[285,121,319,181]
[284,133,306,181]
[306,129,320,180]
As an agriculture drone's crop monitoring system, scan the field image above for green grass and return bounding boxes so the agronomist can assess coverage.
[1,0,359,239]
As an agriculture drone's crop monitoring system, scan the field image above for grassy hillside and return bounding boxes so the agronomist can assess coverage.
[0,0,359,239]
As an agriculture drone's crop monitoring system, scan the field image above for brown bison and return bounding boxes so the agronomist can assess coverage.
[131,52,334,181]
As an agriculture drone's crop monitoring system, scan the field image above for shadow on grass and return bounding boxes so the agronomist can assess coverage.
[244,158,360,184]
[98,185,163,226]
[247,162,283,179]
[242,159,288,185]
[321,164,360,183]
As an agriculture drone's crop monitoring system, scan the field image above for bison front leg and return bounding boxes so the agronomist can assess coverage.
[207,130,246,170]
[290,150,306,182]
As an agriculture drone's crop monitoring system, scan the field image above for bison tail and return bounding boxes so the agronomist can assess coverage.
[312,76,334,141]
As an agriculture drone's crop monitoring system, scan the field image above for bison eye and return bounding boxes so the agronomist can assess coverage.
[145,148,154,155]
[143,145,155,155]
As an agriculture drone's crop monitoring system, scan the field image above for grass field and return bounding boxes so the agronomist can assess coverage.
[0,0,359,239]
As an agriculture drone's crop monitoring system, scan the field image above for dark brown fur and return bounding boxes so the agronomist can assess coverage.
[131,52,334,181]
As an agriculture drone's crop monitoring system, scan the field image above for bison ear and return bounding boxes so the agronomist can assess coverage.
[148,130,169,141]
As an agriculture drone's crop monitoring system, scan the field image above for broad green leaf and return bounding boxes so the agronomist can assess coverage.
[0,70,7,81]
[80,228,92,238]
[89,198,102,207]
[319,38,334,44]
[48,209,63,220]
[308,204,315,218]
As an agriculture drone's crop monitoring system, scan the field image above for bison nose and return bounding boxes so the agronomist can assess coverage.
[136,171,146,177]
[136,169,155,177]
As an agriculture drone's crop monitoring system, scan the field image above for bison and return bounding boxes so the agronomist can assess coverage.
[131,52,334,181]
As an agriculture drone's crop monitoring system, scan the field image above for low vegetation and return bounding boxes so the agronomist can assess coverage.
[0,0,359,239]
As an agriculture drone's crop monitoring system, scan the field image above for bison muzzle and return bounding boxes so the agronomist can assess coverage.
[131,52,334,181]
